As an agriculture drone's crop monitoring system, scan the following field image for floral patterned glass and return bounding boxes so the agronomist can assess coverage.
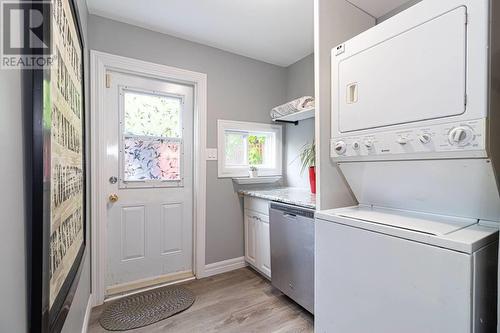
[123,90,182,182]
[124,138,180,181]
[124,90,181,138]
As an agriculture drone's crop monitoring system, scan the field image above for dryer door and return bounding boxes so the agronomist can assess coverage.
[337,6,467,133]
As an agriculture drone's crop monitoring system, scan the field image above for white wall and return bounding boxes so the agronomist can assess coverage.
[87,14,288,265]
[314,0,375,210]
[284,54,315,188]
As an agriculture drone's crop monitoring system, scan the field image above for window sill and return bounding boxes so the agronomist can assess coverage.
[232,176,282,185]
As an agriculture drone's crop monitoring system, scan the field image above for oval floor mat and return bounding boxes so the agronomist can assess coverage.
[99,286,195,331]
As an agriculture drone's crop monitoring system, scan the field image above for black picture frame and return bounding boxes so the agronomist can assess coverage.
[24,0,86,332]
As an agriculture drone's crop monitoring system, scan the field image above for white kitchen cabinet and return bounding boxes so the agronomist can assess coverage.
[243,196,271,278]
[244,210,258,267]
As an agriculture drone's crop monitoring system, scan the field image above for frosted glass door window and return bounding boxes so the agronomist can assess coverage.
[123,138,180,181]
[122,89,183,183]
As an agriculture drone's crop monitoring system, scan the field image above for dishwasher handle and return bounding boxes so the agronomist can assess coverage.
[270,202,315,219]
[282,212,297,219]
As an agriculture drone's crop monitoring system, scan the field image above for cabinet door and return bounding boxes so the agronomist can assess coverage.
[244,211,257,266]
[258,217,271,278]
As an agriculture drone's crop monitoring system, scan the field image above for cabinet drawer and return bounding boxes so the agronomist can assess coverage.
[244,196,270,216]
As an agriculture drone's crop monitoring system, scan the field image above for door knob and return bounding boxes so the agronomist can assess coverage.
[109,194,119,203]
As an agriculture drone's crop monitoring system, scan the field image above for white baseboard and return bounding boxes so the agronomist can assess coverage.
[82,294,93,333]
[204,256,246,277]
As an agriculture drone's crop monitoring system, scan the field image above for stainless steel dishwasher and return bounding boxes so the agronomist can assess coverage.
[269,202,314,314]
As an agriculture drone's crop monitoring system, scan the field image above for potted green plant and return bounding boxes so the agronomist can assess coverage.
[299,142,316,194]
[249,165,258,178]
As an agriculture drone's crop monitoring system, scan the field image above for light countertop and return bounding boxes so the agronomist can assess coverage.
[238,187,316,209]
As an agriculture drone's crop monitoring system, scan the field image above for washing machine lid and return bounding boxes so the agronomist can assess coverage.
[336,206,474,236]
[315,205,498,253]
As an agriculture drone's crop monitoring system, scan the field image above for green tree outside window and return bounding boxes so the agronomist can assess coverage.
[248,135,266,165]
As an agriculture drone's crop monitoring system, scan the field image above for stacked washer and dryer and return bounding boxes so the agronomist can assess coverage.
[315,0,500,332]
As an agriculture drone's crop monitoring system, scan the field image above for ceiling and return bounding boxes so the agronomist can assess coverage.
[347,0,415,18]
[86,0,314,67]
[86,0,416,67]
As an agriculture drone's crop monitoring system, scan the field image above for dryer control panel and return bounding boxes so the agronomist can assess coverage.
[330,119,487,161]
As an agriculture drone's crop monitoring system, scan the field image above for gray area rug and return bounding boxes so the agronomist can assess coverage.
[99,286,195,331]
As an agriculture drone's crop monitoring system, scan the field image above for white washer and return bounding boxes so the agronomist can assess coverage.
[315,206,498,333]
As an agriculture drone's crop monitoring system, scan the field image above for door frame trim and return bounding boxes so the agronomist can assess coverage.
[90,50,207,306]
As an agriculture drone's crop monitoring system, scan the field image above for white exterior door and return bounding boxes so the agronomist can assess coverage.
[104,70,194,293]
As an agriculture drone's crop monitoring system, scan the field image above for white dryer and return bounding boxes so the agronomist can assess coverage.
[316,0,500,332]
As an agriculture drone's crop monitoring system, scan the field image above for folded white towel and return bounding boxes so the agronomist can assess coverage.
[271,96,315,119]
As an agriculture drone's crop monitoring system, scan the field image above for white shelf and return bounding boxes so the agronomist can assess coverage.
[232,176,282,185]
[272,108,315,123]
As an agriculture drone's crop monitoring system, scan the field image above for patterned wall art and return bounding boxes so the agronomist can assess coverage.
[26,1,86,332]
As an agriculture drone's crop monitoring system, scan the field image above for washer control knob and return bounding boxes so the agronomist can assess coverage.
[334,141,347,155]
[449,126,474,146]
[352,141,360,150]
[364,140,374,149]
[397,136,409,145]
[419,133,432,144]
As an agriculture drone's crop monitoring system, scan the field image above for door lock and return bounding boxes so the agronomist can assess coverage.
[109,176,118,184]
[109,194,119,203]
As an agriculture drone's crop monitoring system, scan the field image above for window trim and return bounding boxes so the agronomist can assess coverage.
[217,119,283,178]
[118,85,185,188]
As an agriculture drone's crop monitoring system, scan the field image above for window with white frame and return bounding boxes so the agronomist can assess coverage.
[120,87,184,187]
[217,120,282,178]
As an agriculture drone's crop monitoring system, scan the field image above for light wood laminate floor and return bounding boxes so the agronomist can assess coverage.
[87,267,314,333]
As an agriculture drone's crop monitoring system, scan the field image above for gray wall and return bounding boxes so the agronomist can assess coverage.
[377,0,423,23]
[315,0,374,210]
[284,54,315,188]
[87,15,287,264]
[286,54,315,102]
[0,27,26,333]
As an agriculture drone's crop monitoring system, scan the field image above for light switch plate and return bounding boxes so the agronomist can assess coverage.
[206,148,218,161]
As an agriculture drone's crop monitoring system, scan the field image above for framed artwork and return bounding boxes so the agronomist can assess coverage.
[25,0,86,332]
